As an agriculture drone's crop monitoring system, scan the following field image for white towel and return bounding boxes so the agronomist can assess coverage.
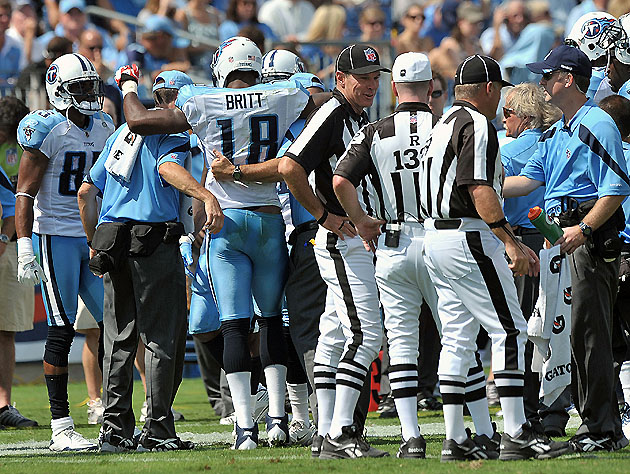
[104,124,144,182]
[528,246,572,407]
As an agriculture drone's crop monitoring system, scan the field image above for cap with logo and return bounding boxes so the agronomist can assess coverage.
[392,52,432,82]
[526,44,592,78]
[454,54,513,87]
[59,0,86,14]
[336,44,391,74]
[152,70,193,93]
[291,72,326,91]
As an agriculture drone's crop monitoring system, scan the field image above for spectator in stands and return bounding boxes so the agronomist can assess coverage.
[358,4,387,44]
[16,36,73,97]
[175,0,223,72]
[429,70,447,117]
[36,0,118,68]
[0,96,37,429]
[122,15,190,84]
[258,0,314,41]
[138,0,179,24]
[394,3,434,55]
[301,3,346,80]
[429,1,485,79]
[480,0,530,60]
[79,29,113,81]
[0,0,24,87]
[218,0,275,42]
[420,0,458,50]
[7,0,42,66]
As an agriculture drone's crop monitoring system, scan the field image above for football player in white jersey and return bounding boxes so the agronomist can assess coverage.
[15,53,115,451]
[116,37,320,450]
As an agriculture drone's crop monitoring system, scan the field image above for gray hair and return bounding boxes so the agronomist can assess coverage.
[454,83,485,100]
[505,83,562,130]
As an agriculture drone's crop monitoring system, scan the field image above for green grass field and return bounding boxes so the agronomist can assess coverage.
[1,377,629,473]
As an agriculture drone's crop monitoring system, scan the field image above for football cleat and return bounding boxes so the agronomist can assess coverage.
[98,427,136,453]
[441,436,495,462]
[137,433,194,452]
[233,422,259,450]
[397,435,426,459]
[0,405,38,428]
[311,434,324,458]
[289,419,315,446]
[49,426,97,452]
[266,413,289,446]
[500,421,571,460]
[319,425,390,459]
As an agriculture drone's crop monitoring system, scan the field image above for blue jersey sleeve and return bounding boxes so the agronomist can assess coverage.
[501,146,515,178]
[583,119,630,198]
[157,132,191,167]
[17,110,64,153]
[520,140,546,182]
[0,166,15,219]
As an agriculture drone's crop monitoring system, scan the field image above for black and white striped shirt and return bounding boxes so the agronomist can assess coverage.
[284,88,370,217]
[334,102,436,223]
[420,100,502,219]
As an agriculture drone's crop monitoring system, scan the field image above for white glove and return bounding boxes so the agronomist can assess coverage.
[17,237,47,285]
[179,234,195,278]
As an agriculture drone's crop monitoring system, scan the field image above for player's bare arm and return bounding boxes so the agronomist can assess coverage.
[278,156,357,240]
[15,148,48,239]
[211,149,282,183]
[558,195,626,255]
[503,175,543,198]
[77,182,100,244]
[469,184,539,277]
[158,161,224,233]
[333,174,384,251]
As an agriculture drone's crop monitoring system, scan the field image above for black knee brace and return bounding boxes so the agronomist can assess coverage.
[221,319,251,374]
[44,325,75,367]
[258,316,288,368]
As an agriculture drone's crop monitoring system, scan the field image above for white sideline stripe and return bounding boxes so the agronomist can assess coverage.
[0,417,583,457]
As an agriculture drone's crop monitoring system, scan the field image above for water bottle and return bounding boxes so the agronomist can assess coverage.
[528,207,564,244]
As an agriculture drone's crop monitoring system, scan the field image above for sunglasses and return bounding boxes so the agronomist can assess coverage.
[87,45,103,51]
[431,90,444,99]
[541,70,560,81]
[502,106,517,118]
[366,20,384,27]
[406,14,425,21]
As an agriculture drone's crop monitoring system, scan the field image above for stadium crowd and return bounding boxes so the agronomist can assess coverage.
[0,0,630,462]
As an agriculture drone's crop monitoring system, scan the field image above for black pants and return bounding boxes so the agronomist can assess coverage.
[569,244,622,438]
[101,241,187,439]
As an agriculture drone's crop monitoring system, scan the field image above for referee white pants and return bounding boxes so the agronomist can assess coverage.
[423,219,527,378]
[375,223,439,366]
[313,229,382,371]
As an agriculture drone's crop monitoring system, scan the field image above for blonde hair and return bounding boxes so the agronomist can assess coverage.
[304,5,347,42]
[505,83,562,130]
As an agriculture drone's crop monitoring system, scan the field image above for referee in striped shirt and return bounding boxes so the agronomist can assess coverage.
[420,54,570,461]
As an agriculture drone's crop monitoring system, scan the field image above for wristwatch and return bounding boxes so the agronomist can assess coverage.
[232,165,243,182]
[0,234,9,245]
[578,221,592,237]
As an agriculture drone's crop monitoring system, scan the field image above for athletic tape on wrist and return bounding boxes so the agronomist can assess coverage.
[121,81,138,98]
[17,236,34,259]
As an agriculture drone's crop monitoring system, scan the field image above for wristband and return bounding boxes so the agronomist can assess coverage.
[121,81,138,98]
[15,192,35,200]
[317,210,328,225]
[488,217,508,229]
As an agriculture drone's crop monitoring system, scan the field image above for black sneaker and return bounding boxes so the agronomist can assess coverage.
[466,424,500,459]
[377,395,397,419]
[418,396,443,411]
[500,421,571,460]
[397,435,426,458]
[137,433,194,452]
[319,425,390,459]
[0,405,38,428]
[569,433,615,453]
[441,436,496,461]
[311,434,324,458]
[98,428,136,453]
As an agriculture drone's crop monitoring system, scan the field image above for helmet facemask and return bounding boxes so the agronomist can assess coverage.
[63,77,104,115]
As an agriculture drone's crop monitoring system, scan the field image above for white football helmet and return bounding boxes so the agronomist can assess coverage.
[597,13,630,64]
[211,36,262,88]
[45,53,104,115]
[566,11,617,62]
[261,50,306,83]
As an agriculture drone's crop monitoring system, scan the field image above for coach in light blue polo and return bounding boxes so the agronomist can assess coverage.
[79,70,209,452]
[503,44,630,451]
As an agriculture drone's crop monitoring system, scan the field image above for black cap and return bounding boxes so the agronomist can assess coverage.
[454,54,513,87]
[526,44,592,79]
[336,44,391,74]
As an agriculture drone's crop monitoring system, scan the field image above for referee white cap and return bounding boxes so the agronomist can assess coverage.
[392,52,432,83]
[455,54,513,87]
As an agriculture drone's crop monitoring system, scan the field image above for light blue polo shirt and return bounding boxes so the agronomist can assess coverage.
[0,166,15,219]
[502,128,545,228]
[620,142,630,243]
[521,99,630,216]
[88,125,190,224]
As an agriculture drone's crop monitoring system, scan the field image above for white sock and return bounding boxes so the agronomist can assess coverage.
[328,384,362,439]
[621,361,630,403]
[51,416,73,436]
[316,388,335,436]
[264,364,287,418]
[394,396,421,440]
[440,375,467,443]
[494,371,526,437]
[466,399,494,437]
[226,371,254,428]
[287,383,310,425]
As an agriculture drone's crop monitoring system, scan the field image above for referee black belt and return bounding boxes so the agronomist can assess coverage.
[288,220,318,246]
[512,226,540,236]
[433,219,461,230]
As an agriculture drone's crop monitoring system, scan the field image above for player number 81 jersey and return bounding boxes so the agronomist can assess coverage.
[18,109,115,237]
